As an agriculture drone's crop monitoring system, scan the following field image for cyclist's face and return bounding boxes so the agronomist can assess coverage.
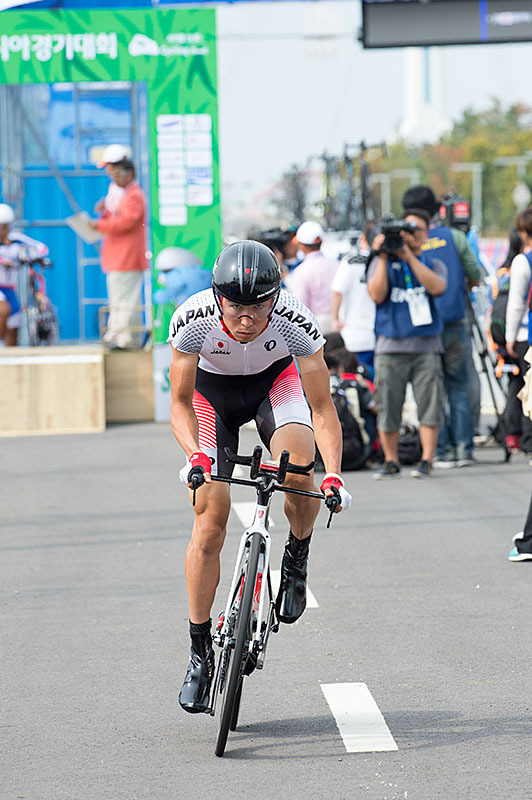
[0,223,10,242]
[221,298,273,342]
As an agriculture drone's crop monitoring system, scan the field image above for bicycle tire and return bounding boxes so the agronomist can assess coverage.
[215,532,261,757]
[229,678,244,731]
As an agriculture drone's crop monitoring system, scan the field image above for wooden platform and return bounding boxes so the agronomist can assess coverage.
[0,346,106,437]
[104,349,154,423]
[0,346,156,436]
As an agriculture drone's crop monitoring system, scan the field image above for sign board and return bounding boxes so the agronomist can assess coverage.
[0,7,221,343]
[3,0,324,8]
[362,0,532,49]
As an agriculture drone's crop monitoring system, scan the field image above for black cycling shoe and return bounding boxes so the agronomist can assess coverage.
[275,532,311,624]
[178,647,215,714]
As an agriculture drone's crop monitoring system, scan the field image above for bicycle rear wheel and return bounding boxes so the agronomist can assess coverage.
[215,532,261,757]
[229,676,244,732]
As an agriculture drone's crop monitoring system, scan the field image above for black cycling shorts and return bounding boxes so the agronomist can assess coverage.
[192,356,312,477]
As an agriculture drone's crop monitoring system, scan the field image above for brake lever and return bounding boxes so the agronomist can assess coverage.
[191,473,203,506]
[324,490,340,528]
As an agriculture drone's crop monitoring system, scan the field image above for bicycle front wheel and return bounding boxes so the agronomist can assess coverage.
[215,532,262,757]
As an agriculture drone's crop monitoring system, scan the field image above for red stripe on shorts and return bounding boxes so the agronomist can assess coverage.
[193,390,217,449]
[269,361,305,409]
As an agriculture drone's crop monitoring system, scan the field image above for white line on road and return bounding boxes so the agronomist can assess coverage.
[270,570,318,609]
[230,503,319,608]
[320,682,398,753]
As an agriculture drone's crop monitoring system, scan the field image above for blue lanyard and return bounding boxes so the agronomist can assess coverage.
[403,253,426,289]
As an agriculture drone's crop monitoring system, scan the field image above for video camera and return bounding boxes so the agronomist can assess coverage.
[379,215,418,253]
[439,190,471,233]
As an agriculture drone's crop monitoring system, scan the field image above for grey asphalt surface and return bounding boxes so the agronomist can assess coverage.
[2,422,532,800]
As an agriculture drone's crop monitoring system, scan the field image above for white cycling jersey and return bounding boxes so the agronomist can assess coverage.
[0,232,49,288]
[167,288,325,374]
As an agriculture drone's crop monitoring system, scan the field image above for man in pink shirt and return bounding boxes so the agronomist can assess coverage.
[286,221,338,333]
[89,146,148,350]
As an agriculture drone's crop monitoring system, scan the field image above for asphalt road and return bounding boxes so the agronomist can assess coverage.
[2,423,532,800]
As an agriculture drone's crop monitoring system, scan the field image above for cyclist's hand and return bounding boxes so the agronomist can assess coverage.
[179,451,212,488]
[320,473,352,513]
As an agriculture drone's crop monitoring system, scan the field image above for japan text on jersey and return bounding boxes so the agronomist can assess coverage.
[167,288,325,376]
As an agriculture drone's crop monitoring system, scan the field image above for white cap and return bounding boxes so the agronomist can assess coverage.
[155,246,202,272]
[296,220,324,245]
[97,144,131,168]
[0,203,15,224]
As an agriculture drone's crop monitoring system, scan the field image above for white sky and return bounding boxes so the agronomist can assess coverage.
[216,0,532,220]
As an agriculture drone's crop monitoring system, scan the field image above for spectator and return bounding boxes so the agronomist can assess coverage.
[402,185,482,469]
[0,203,19,346]
[89,147,148,350]
[286,221,338,331]
[153,247,211,307]
[0,203,49,346]
[505,207,532,459]
[509,489,532,561]
[253,227,299,285]
[324,337,378,449]
[367,210,447,479]
[331,222,379,379]
[487,228,522,447]
[94,143,129,217]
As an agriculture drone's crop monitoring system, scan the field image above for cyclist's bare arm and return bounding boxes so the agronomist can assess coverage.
[169,347,212,479]
[298,347,342,476]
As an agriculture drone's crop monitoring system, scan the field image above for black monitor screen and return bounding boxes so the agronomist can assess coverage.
[362,0,532,48]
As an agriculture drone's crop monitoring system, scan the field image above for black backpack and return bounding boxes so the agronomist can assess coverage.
[490,268,511,347]
[316,379,371,471]
[398,424,422,465]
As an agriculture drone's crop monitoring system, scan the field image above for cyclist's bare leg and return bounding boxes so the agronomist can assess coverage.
[5,326,17,346]
[0,300,9,340]
[270,422,321,540]
[185,479,231,624]
[270,423,320,624]
[179,480,230,712]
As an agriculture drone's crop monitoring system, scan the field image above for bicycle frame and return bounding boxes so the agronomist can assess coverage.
[225,498,272,634]
[209,477,277,718]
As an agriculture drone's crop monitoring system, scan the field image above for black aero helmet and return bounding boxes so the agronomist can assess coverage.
[212,240,282,308]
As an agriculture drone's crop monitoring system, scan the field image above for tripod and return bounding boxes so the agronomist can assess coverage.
[466,293,511,462]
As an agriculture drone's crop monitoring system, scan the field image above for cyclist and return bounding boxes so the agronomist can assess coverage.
[168,240,352,713]
[0,203,49,346]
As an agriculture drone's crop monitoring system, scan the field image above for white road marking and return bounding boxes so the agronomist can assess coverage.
[270,570,318,609]
[232,504,318,607]
[320,682,398,753]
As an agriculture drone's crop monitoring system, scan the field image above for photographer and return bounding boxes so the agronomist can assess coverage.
[331,222,380,379]
[402,186,482,468]
[253,226,299,285]
[367,210,447,479]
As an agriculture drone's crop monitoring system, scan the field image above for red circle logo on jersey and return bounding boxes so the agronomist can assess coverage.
[218,341,224,348]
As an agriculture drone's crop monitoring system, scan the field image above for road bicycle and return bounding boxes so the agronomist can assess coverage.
[190,444,339,757]
[24,253,59,346]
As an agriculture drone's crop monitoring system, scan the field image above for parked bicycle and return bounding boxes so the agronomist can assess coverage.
[188,444,339,757]
[19,248,59,346]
